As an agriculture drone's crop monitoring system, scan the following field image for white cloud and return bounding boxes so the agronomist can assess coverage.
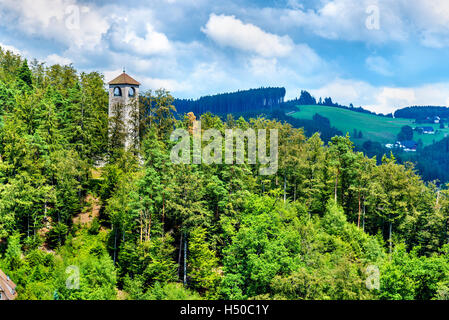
[286,0,304,10]
[365,56,393,76]
[4,0,448,112]
[249,57,278,76]
[0,42,22,55]
[197,13,329,97]
[272,0,449,47]
[279,0,408,43]
[104,69,124,84]
[310,79,449,115]
[405,0,449,47]
[374,88,417,113]
[310,79,374,107]
[108,23,172,56]
[202,14,294,57]
[0,0,109,50]
[45,54,72,66]
[162,0,208,5]
[104,69,182,93]
[140,76,182,92]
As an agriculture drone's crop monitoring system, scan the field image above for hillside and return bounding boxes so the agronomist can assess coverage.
[291,105,449,146]
[174,87,286,115]
[4,48,449,301]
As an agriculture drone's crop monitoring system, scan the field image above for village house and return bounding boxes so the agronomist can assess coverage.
[0,269,17,300]
[416,126,435,134]
[401,140,418,152]
[387,140,418,152]
[416,116,441,125]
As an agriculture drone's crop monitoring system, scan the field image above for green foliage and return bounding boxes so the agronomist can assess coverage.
[0,230,116,300]
[148,282,201,300]
[379,244,449,300]
[292,105,444,147]
[54,230,117,300]
[187,227,221,297]
[17,60,33,89]
[1,47,449,301]
[397,125,414,141]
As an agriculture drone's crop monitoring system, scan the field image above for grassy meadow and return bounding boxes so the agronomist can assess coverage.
[291,105,449,146]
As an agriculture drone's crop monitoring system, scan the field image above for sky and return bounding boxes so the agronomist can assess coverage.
[1,0,449,114]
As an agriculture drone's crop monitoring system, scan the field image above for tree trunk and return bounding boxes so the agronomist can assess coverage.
[283,176,287,203]
[57,211,61,245]
[139,214,143,244]
[334,173,338,203]
[357,191,361,228]
[389,221,393,255]
[293,182,297,202]
[146,209,151,243]
[162,195,165,233]
[139,197,143,244]
[113,225,118,264]
[445,219,449,246]
[178,232,183,280]
[362,197,366,232]
[183,232,187,285]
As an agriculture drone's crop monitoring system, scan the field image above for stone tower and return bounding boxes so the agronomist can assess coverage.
[108,70,140,149]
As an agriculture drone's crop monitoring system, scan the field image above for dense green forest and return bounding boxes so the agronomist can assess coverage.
[405,137,449,183]
[2,47,449,300]
[211,108,343,144]
[174,87,286,115]
[394,106,449,120]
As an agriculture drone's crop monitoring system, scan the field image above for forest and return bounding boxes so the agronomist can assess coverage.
[2,47,449,300]
[394,106,449,120]
[174,87,286,115]
[405,137,449,183]
[287,90,392,117]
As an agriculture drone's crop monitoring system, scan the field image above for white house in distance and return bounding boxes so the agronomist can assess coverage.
[415,126,435,135]
[385,140,418,152]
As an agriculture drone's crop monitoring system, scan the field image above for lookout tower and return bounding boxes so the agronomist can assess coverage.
[108,70,140,149]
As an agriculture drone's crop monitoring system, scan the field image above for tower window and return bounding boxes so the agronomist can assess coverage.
[113,87,122,96]
[128,87,135,97]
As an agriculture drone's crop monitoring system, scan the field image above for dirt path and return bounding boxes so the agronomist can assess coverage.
[73,194,101,226]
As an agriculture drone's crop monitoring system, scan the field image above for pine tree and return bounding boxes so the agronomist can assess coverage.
[17,59,33,89]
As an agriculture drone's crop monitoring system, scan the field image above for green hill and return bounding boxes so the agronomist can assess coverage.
[291,105,449,146]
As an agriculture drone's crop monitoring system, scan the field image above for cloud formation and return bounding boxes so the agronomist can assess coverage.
[202,14,294,57]
[311,79,449,115]
[107,23,172,56]
[0,0,448,113]
[0,0,109,49]
[276,0,449,47]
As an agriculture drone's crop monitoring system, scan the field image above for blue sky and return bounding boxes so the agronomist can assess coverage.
[1,0,449,114]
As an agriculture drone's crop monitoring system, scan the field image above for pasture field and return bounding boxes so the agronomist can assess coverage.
[291,105,449,146]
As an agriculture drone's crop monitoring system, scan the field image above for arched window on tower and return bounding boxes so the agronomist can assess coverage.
[128,87,135,97]
[114,87,122,96]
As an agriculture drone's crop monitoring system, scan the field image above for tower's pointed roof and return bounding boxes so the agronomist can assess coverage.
[108,71,140,86]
